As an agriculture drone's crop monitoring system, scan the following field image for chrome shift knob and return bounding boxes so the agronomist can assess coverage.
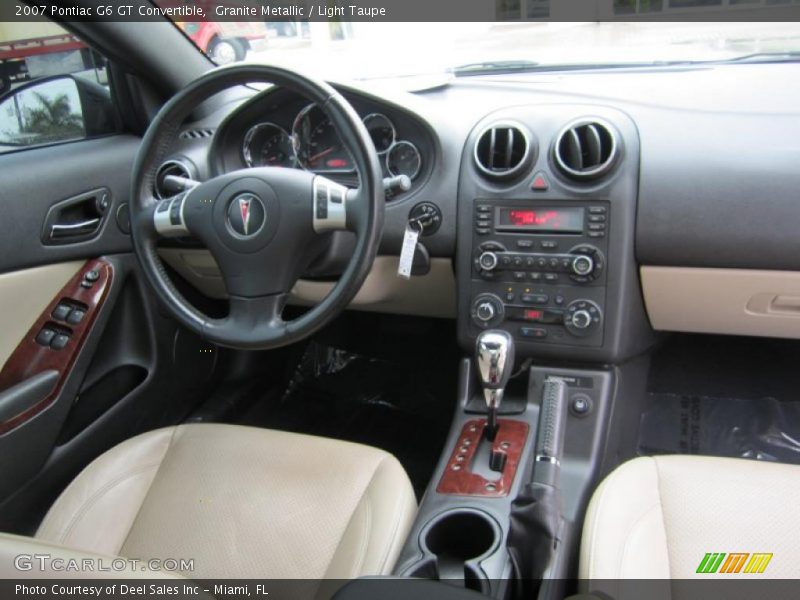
[475,330,515,411]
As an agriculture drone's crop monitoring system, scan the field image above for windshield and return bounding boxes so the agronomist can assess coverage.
[168,18,800,81]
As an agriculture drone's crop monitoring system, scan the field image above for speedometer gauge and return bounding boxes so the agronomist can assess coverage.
[242,123,295,168]
[386,141,422,179]
[292,104,354,173]
[363,113,395,154]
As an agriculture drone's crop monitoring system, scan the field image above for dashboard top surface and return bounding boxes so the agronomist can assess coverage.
[169,62,800,270]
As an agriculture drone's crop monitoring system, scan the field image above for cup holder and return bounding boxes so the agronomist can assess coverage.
[405,508,501,592]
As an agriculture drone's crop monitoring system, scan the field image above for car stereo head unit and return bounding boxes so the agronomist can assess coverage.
[495,206,584,233]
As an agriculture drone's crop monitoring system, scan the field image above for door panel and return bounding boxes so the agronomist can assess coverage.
[0,259,113,435]
[0,135,140,274]
[0,261,83,371]
[0,136,223,534]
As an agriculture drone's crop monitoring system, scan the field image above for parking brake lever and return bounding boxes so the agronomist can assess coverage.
[533,377,568,487]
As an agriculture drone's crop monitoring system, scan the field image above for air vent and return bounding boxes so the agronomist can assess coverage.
[179,128,215,140]
[154,159,193,199]
[554,120,618,180]
[474,123,532,180]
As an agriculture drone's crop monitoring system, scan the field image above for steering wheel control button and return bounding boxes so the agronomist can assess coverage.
[154,193,190,237]
[312,177,348,233]
[169,196,185,225]
[227,193,266,238]
[315,185,328,219]
[50,333,70,351]
[36,328,56,347]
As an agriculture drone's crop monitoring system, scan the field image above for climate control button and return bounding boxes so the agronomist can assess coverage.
[476,302,496,322]
[470,294,504,328]
[571,309,592,330]
[564,299,602,337]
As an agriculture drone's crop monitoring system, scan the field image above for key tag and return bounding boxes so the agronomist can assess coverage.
[398,220,422,279]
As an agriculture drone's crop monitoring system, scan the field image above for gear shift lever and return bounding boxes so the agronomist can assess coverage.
[475,330,515,441]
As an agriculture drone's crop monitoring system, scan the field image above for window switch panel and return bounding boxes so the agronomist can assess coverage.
[66,310,86,325]
[52,304,72,322]
[36,328,56,347]
[50,334,70,351]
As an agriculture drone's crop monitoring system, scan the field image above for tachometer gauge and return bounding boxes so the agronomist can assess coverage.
[363,113,395,154]
[386,141,422,179]
[292,104,354,172]
[242,123,295,168]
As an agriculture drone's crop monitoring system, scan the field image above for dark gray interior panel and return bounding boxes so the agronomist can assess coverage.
[0,135,138,275]
[636,109,800,270]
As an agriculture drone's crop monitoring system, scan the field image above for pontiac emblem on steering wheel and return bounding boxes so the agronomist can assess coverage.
[227,193,266,237]
[239,196,252,235]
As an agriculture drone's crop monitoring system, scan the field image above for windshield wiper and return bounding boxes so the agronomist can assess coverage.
[450,60,540,77]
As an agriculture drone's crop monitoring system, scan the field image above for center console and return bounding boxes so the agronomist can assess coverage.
[393,357,615,597]
[469,200,608,347]
[390,105,655,597]
[455,104,652,363]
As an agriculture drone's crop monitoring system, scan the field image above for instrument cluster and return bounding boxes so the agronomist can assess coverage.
[241,104,423,181]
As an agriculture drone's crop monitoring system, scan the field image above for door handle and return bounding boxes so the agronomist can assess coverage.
[49,218,102,240]
[42,188,110,245]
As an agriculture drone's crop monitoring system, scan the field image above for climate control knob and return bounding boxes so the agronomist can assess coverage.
[478,251,499,272]
[476,302,496,322]
[564,300,603,337]
[470,294,504,328]
[571,255,594,277]
[571,310,592,330]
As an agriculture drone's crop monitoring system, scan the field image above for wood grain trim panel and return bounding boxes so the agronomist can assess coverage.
[0,259,113,435]
[436,418,529,497]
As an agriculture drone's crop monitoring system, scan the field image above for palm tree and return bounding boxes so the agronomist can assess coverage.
[23,92,84,142]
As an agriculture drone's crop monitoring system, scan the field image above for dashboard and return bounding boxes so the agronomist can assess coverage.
[159,62,800,363]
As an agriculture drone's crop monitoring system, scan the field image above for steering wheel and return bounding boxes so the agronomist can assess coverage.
[130,65,384,349]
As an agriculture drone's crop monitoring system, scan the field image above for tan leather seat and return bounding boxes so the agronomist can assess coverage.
[21,424,416,579]
[580,455,800,586]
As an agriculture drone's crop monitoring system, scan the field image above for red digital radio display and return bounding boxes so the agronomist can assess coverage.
[496,207,584,233]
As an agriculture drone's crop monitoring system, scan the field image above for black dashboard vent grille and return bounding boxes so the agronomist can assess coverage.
[179,128,215,140]
[554,120,618,180]
[154,160,192,200]
[474,123,532,180]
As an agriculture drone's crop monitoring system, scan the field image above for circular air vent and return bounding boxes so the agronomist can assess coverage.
[554,120,618,180]
[473,123,532,180]
[154,159,193,199]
